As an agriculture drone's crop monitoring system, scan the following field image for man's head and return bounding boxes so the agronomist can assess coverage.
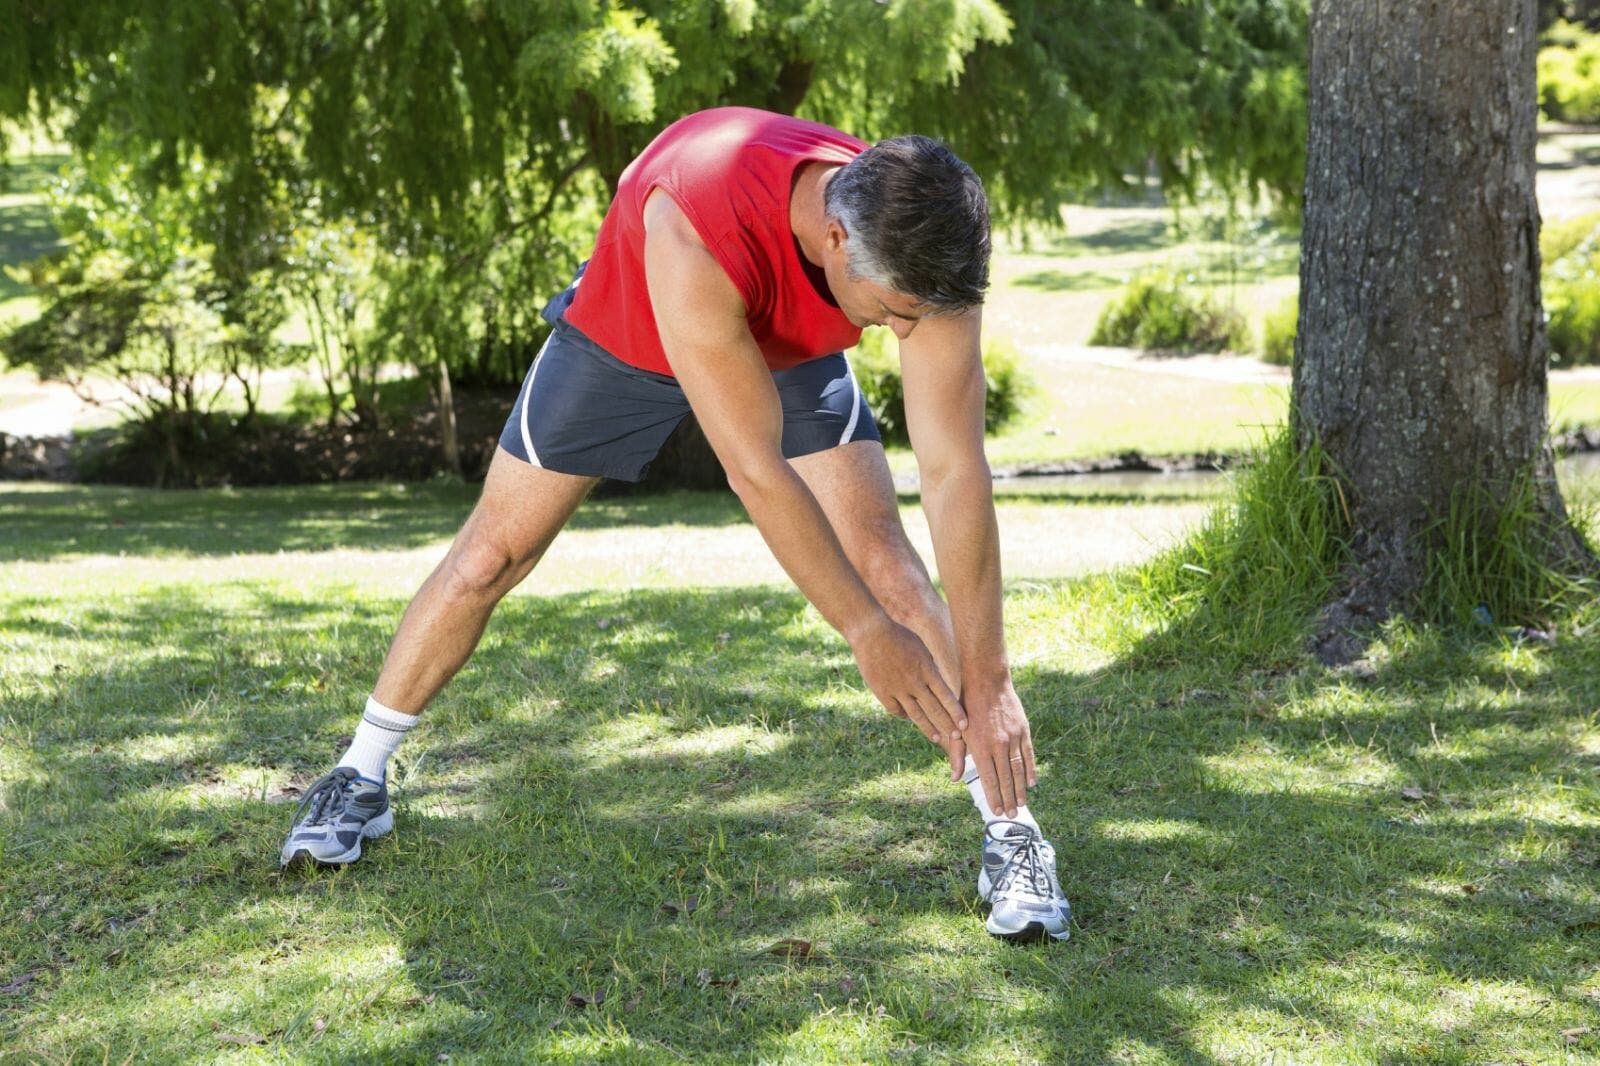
[821,134,990,336]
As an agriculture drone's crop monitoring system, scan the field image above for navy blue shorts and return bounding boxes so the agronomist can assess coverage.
[499,298,880,483]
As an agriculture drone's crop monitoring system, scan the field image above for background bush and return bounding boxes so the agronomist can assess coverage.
[1089,270,1251,353]
[1542,212,1600,365]
[1259,293,1299,365]
[850,328,1033,448]
[1540,21,1600,122]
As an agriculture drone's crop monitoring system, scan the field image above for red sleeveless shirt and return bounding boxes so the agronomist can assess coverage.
[563,107,868,377]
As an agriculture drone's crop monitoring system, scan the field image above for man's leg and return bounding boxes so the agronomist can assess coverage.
[788,439,1069,942]
[787,440,959,685]
[371,447,598,714]
[282,447,595,868]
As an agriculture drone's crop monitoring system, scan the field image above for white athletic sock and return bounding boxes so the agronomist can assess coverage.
[962,755,1041,833]
[336,696,418,783]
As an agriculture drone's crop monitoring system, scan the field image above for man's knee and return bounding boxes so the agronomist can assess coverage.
[440,535,530,602]
[854,519,937,617]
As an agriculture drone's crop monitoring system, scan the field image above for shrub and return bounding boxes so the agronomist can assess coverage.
[1534,213,1600,366]
[1259,293,1298,366]
[1545,267,1600,365]
[850,327,1033,447]
[1542,215,1600,365]
[1540,211,1600,264]
[1538,24,1600,122]
[1089,270,1251,354]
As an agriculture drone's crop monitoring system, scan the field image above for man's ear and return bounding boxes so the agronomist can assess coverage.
[823,218,849,254]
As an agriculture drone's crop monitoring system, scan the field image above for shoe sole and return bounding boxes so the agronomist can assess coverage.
[977,869,1071,942]
[280,809,394,870]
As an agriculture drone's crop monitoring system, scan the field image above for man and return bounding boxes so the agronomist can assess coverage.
[280,107,1071,943]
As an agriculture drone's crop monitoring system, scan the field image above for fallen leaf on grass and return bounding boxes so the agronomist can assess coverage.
[1,972,38,995]
[1564,1026,1594,1044]
[1460,883,1480,895]
[1399,786,1428,802]
[763,938,816,960]
[659,897,698,917]
[312,1018,326,1033]
[566,989,605,1009]
[216,1032,268,1046]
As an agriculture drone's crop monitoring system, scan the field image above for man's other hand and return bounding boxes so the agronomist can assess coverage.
[960,680,1036,818]
[847,613,968,772]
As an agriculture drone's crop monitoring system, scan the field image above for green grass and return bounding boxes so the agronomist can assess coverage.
[4,480,1600,1062]
[0,152,65,306]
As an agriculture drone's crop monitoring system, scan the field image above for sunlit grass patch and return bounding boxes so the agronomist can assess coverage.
[4,478,1600,1062]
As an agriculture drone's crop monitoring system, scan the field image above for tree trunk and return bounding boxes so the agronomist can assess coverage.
[1296,0,1592,663]
[437,356,461,478]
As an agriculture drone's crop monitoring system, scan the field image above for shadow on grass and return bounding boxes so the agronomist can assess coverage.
[1036,217,1173,256]
[6,572,1600,1060]
[1011,268,1125,292]
[0,482,761,562]
[1537,143,1600,171]
[0,152,67,196]
[2,479,1225,564]
[0,196,61,301]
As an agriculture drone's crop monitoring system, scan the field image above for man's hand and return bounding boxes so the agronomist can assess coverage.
[960,678,1036,818]
[848,612,968,771]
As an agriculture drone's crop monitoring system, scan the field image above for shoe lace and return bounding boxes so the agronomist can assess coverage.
[992,825,1053,901]
[291,771,356,828]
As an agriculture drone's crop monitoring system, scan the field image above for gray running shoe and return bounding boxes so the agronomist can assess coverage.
[977,820,1071,942]
[279,767,393,869]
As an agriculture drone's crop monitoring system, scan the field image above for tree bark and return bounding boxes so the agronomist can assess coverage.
[437,356,461,478]
[1296,0,1592,663]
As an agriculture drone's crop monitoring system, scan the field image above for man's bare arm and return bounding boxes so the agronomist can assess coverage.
[899,309,1037,817]
[641,191,967,760]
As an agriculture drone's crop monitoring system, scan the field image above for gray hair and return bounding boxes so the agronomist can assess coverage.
[823,134,990,312]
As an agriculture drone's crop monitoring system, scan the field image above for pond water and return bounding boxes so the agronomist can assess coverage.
[992,451,1600,504]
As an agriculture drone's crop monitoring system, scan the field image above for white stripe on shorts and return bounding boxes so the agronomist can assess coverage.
[839,363,863,446]
[518,333,554,467]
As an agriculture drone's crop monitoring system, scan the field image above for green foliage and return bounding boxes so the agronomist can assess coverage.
[0,147,296,483]
[1542,217,1600,365]
[1,0,1308,229]
[1123,429,1347,665]
[1538,21,1600,121]
[1545,268,1600,365]
[850,327,1033,447]
[1260,292,1298,365]
[1540,209,1600,263]
[1089,271,1251,353]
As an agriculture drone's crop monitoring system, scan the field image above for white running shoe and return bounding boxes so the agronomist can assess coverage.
[279,767,393,869]
[977,820,1072,942]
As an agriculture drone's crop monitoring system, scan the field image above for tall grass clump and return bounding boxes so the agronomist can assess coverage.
[850,327,1033,446]
[1111,433,1597,666]
[1089,270,1250,354]
[1421,470,1598,628]
[1116,429,1348,666]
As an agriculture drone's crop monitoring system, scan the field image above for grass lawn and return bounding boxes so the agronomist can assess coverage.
[4,481,1600,1063]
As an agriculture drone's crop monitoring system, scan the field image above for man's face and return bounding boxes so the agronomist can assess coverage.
[820,221,929,339]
